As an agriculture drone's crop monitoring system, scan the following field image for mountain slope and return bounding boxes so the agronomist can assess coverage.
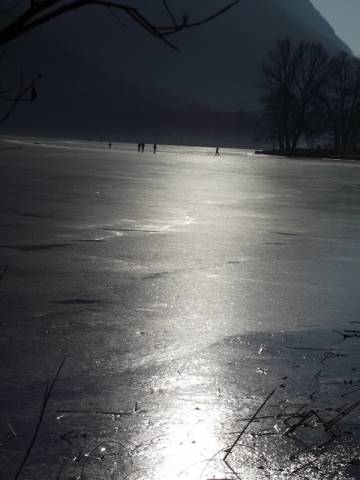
[1,0,352,145]
[2,30,256,146]
[39,0,351,111]
[275,0,351,53]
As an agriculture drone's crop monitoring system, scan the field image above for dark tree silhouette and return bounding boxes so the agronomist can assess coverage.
[261,39,328,152]
[319,52,360,151]
[261,40,360,153]
[290,42,328,150]
[260,39,299,152]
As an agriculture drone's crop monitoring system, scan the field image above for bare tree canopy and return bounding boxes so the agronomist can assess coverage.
[320,51,360,150]
[259,38,360,153]
[0,0,241,49]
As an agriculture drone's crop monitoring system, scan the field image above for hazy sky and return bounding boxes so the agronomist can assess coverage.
[311,0,360,55]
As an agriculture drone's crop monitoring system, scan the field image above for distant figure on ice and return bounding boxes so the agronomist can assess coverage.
[137,143,141,152]
[141,143,145,153]
[153,143,157,154]
[108,141,112,149]
[215,146,220,156]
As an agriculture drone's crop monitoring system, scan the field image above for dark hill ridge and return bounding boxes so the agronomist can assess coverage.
[40,0,350,110]
[3,32,257,146]
[2,0,352,145]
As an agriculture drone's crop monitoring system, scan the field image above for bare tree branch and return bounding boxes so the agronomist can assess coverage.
[13,358,66,480]
[0,1,242,49]
[161,0,178,28]
[0,264,8,284]
[157,0,242,34]
[0,1,241,123]
[0,72,41,123]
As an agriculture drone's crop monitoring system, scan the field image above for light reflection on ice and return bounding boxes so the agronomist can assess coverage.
[153,404,221,480]
[94,231,124,241]
[141,212,195,233]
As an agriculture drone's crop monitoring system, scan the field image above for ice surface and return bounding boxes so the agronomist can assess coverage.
[1,138,360,479]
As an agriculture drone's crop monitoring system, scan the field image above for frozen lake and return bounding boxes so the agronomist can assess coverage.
[1,139,360,479]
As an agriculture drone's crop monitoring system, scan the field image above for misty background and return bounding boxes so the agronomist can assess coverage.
[2,0,357,146]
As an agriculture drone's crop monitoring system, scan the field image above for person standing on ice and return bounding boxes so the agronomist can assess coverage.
[108,141,112,149]
[141,143,145,152]
[215,146,220,156]
[153,144,157,154]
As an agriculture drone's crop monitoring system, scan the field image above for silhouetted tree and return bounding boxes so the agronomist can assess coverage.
[260,38,298,152]
[302,99,328,149]
[290,42,328,150]
[260,39,328,152]
[319,52,360,151]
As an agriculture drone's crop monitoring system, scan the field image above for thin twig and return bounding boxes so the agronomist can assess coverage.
[284,404,307,426]
[7,420,17,437]
[157,0,242,34]
[13,358,66,480]
[0,73,41,124]
[161,0,177,27]
[0,264,8,284]
[223,390,275,462]
[290,457,320,476]
[325,400,360,428]
[0,1,242,50]
[341,387,360,398]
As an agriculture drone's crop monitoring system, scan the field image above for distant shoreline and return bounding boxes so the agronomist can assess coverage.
[3,136,360,162]
[0,137,256,157]
[255,149,360,162]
